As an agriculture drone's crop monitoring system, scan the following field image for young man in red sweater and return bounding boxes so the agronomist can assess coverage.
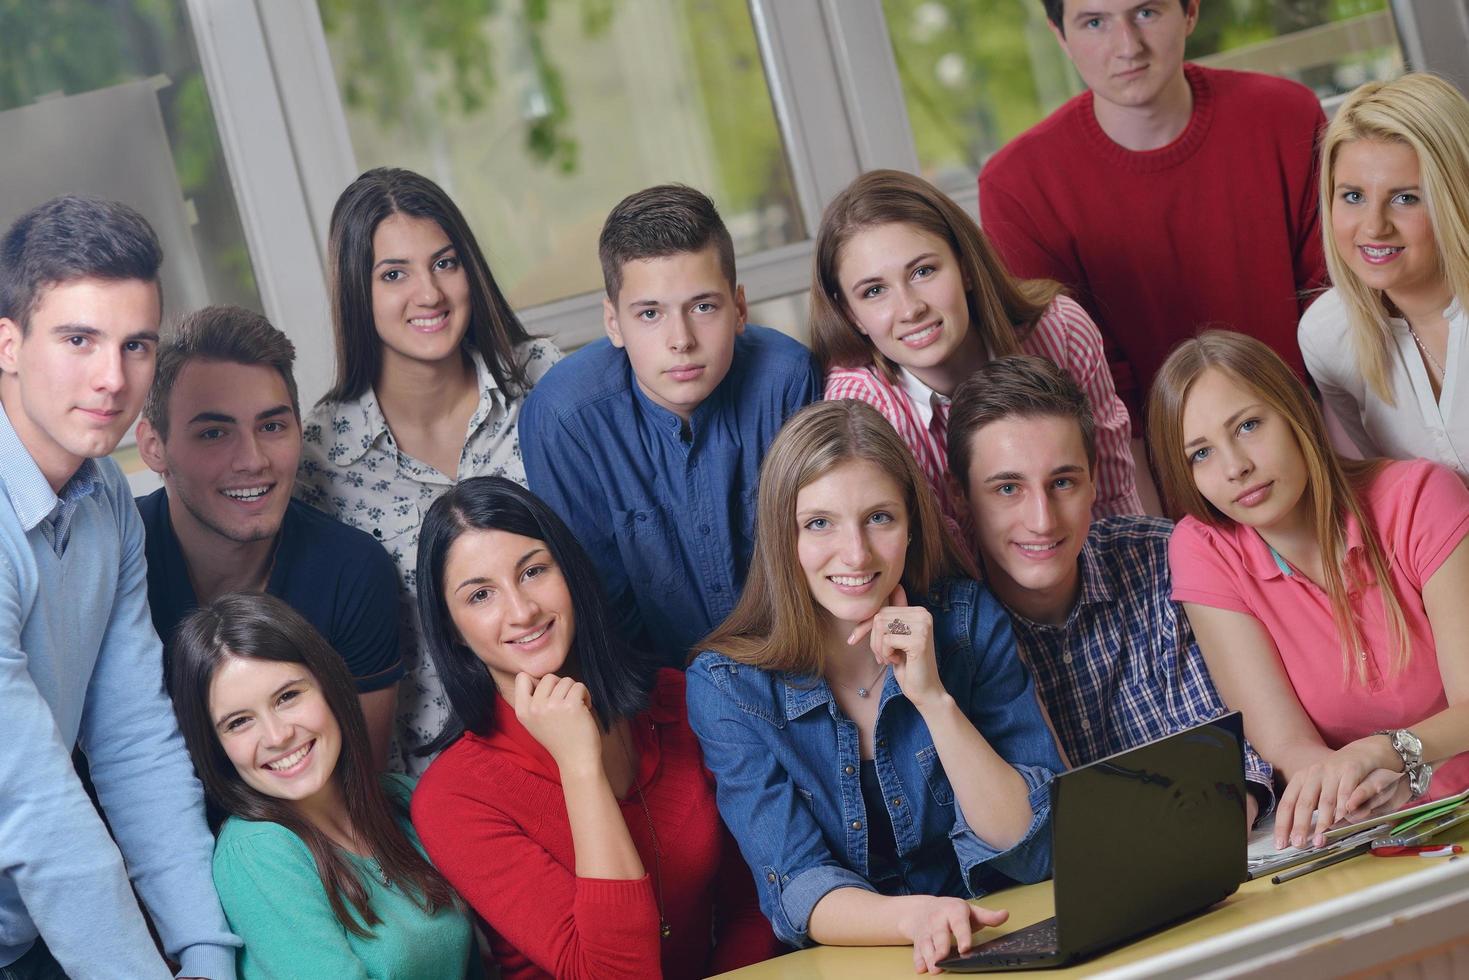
[978,0,1327,420]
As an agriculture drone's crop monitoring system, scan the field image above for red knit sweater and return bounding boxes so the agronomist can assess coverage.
[411,669,780,980]
[979,64,1327,419]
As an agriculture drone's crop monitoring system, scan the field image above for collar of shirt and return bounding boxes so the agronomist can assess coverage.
[627,359,734,447]
[0,400,102,532]
[472,676,683,786]
[897,367,948,432]
[333,348,508,467]
[1235,516,1368,582]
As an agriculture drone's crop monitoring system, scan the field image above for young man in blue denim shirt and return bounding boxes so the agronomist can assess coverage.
[521,185,820,666]
[0,198,238,979]
[948,355,1274,826]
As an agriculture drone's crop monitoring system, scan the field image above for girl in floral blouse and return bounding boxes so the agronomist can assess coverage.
[297,167,561,773]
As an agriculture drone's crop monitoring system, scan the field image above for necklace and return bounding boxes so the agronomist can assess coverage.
[368,858,391,888]
[1407,322,1446,379]
[832,662,887,698]
[620,723,671,940]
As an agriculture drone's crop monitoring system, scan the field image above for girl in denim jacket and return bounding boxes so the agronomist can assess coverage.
[687,399,1064,974]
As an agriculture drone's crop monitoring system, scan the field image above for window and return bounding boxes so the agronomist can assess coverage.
[317,0,805,310]
[882,0,1404,188]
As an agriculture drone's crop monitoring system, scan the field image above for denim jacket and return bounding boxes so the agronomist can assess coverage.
[686,577,1062,948]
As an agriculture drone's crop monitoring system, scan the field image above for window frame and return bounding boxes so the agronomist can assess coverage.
[192,0,1469,405]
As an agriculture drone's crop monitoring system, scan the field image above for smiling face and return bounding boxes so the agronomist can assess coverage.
[370,212,472,372]
[1179,367,1311,533]
[835,222,975,386]
[0,277,160,489]
[1330,138,1448,310]
[796,458,911,629]
[1052,0,1197,112]
[209,655,342,808]
[603,245,746,420]
[139,360,300,546]
[963,414,1095,625]
[442,528,577,689]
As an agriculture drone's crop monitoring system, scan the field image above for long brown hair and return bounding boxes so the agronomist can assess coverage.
[810,169,1061,382]
[322,167,534,405]
[1145,331,1410,681]
[170,593,457,936]
[700,400,974,674]
[1320,73,1469,404]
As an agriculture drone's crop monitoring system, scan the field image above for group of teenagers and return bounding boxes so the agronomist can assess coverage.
[7,1,1469,978]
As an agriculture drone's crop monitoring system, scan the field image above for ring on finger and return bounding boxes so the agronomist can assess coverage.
[886,619,912,636]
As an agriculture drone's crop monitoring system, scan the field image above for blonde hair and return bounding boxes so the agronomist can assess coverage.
[809,169,1061,382]
[699,400,974,674]
[1146,331,1410,683]
[1321,73,1469,404]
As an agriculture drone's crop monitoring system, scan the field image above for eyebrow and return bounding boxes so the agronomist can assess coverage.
[372,243,456,271]
[453,547,546,593]
[628,290,723,311]
[48,323,161,344]
[1182,404,1263,449]
[186,405,293,427]
[213,676,307,728]
[1335,180,1422,193]
[849,252,940,293]
[983,464,1086,483]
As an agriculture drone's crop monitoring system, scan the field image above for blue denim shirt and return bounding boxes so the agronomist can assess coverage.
[686,578,1062,948]
[520,324,819,666]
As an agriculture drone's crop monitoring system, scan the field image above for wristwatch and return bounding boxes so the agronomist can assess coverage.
[1375,728,1433,799]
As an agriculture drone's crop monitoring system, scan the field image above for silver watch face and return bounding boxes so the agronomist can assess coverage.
[1410,762,1433,798]
[1396,729,1424,760]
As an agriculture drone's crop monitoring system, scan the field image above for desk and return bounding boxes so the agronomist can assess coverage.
[718,824,1469,978]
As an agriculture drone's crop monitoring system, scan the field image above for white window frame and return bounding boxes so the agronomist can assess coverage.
[190,0,1469,406]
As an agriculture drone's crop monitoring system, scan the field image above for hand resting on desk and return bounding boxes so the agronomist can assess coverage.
[1275,740,1413,849]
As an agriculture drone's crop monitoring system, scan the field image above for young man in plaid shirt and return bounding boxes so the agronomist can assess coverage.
[949,354,1273,827]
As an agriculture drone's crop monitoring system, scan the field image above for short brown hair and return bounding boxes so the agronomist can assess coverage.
[699,400,974,674]
[809,169,1060,382]
[948,355,1096,493]
[598,184,736,301]
[143,305,299,440]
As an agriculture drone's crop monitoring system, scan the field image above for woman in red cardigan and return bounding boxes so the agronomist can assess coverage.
[409,476,780,980]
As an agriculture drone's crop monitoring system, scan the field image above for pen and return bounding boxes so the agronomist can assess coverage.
[1371,845,1463,858]
[1271,842,1372,884]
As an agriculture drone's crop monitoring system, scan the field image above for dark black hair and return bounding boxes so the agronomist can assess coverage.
[598,183,736,301]
[0,196,162,332]
[169,593,456,936]
[322,167,533,404]
[144,305,300,439]
[416,477,656,753]
[1042,0,1191,33]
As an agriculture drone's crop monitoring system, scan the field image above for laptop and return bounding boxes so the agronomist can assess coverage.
[938,712,1247,972]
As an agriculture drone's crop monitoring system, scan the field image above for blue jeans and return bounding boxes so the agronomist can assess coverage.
[0,942,67,980]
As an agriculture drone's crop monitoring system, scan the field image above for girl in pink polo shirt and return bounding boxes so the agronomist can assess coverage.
[1148,331,1469,850]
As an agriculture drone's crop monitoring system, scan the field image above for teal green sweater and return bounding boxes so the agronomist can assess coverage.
[213,774,479,979]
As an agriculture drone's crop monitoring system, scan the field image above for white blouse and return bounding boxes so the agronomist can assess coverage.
[1299,288,1468,479]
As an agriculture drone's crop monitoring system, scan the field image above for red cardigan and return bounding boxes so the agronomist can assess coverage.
[411,669,780,980]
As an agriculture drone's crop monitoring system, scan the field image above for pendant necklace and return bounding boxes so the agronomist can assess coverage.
[834,662,887,699]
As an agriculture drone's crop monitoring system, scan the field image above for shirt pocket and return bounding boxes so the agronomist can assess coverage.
[915,744,955,807]
[613,505,683,592]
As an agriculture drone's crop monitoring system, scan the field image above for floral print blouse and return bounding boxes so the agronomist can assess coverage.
[296,339,562,773]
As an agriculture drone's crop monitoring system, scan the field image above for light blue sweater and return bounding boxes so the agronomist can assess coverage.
[0,402,239,979]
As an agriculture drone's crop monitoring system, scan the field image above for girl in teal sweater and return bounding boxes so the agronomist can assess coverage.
[169,592,481,979]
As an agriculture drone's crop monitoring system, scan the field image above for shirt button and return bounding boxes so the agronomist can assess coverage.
[766,872,776,883]
[1062,653,1073,664]
[891,798,903,808]
[844,765,855,775]
[1081,718,1091,730]
[851,820,863,830]
[372,528,383,539]
[876,737,886,748]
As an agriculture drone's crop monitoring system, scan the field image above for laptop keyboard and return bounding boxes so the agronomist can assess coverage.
[970,917,1059,956]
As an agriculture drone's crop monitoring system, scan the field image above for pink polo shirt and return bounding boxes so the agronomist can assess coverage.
[1170,459,1469,800]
